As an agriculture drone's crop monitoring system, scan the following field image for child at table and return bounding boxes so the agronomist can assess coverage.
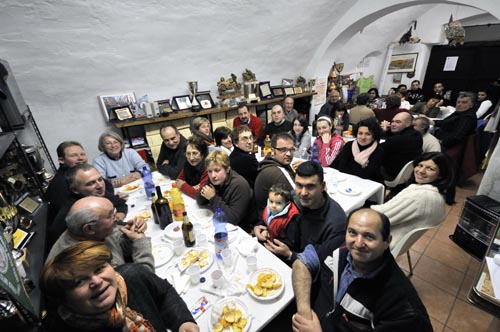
[259,183,300,249]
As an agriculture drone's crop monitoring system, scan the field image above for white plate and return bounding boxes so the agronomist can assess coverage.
[178,248,214,273]
[164,222,183,240]
[337,183,361,196]
[152,243,174,268]
[119,183,141,194]
[237,238,259,257]
[246,268,285,301]
[209,297,251,332]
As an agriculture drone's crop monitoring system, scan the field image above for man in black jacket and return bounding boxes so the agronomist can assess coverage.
[229,125,258,188]
[156,124,187,179]
[292,208,432,332]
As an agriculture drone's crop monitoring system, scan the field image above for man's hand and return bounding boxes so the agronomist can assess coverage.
[178,321,199,332]
[162,160,169,165]
[253,225,270,242]
[264,238,291,259]
[292,312,322,332]
[292,160,303,171]
[119,216,147,240]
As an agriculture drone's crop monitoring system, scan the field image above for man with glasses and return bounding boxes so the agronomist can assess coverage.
[233,104,263,140]
[229,125,259,188]
[48,163,130,248]
[47,196,153,272]
[157,124,188,178]
[255,161,346,265]
[258,105,293,146]
[254,133,298,220]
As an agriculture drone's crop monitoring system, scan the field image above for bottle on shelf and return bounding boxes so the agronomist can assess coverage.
[154,185,172,229]
[182,212,196,247]
[141,166,154,200]
[311,141,319,163]
[213,205,228,254]
[171,183,185,222]
[262,134,272,157]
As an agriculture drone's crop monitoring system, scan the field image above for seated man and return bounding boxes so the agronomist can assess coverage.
[48,163,129,247]
[348,93,375,125]
[413,116,441,153]
[433,82,453,107]
[380,112,423,180]
[410,94,441,118]
[318,90,343,119]
[292,208,432,332]
[255,161,346,265]
[47,196,154,272]
[374,94,405,123]
[232,104,263,139]
[156,124,188,178]
[229,125,258,188]
[407,79,424,105]
[258,105,293,146]
[283,96,299,122]
[432,91,477,151]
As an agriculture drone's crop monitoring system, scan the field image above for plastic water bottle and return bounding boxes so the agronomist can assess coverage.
[141,166,154,200]
[213,205,228,255]
[311,142,319,163]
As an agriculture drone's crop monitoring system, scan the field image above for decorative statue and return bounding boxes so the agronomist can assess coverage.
[296,76,306,88]
[242,68,257,82]
[445,15,465,46]
[217,73,242,96]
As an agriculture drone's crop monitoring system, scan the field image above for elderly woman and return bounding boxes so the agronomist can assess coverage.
[41,241,199,332]
[93,131,148,187]
[196,150,254,231]
[290,116,311,159]
[314,116,344,167]
[371,152,455,250]
[213,126,234,155]
[190,116,214,145]
[176,136,209,198]
[332,118,383,182]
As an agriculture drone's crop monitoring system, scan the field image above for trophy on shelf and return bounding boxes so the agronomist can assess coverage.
[242,68,260,103]
[187,81,200,112]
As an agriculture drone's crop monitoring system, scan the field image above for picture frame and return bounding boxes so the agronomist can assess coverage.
[387,53,418,73]
[172,95,192,111]
[195,91,216,110]
[271,86,284,97]
[156,99,173,116]
[294,86,303,94]
[284,87,295,96]
[98,92,136,121]
[113,106,133,121]
[282,78,294,86]
[258,81,273,99]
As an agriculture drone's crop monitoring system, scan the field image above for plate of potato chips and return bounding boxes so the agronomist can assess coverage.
[246,268,284,301]
[178,248,213,273]
[210,297,250,332]
[119,183,141,194]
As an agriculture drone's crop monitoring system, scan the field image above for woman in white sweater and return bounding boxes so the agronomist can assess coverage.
[371,152,455,250]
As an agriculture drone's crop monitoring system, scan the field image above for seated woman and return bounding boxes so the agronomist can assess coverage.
[190,117,214,146]
[332,118,383,182]
[371,152,455,250]
[196,151,254,231]
[41,241,199,332]
[367,87,383,109]
[93,131,147,187]
[290,116,311,159]
[176,136,209,198]
[410,94,441,118]
[333,107,350,132]
[314,116,344,167]
[213,126,234,155]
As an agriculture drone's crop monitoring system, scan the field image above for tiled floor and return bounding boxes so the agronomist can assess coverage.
[395,172,500,332]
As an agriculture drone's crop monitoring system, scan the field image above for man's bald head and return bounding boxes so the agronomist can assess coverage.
[390,112,413,133]
[66,196,115,239]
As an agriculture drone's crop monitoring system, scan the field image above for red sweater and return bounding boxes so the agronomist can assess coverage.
[177,168,209,198]
[233,114,263,139]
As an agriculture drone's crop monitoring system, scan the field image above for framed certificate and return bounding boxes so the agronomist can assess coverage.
[284,87,295,95]
[259,81,272,99]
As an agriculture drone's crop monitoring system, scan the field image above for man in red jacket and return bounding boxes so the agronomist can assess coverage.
[232,104,263,139]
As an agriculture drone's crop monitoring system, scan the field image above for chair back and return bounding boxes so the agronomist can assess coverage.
[391,226,435,258]
[384,160,414,188]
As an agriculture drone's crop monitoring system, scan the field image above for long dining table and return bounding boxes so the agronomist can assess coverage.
[118,169,384,331]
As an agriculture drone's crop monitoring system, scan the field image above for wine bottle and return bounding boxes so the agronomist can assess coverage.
[154,186,172,229]
[151,193,159,225]
[182,212,196,247]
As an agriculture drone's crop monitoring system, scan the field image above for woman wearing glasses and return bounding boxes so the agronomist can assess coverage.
[196,150,254,232]
[371,152,455,250]
[175,136,209,198]
[314,116,344,167]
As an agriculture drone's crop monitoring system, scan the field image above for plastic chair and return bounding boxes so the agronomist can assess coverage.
[391,226,436,276]
[384,160,414,188]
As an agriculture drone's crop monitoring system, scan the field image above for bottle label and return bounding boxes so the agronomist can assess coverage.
[214,232,228,253]
[173,204,185,221]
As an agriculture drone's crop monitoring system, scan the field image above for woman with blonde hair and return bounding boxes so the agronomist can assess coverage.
[41,241,198,332]
[196,150,254,231]
[190,116,215,145]
[93,131,148,187]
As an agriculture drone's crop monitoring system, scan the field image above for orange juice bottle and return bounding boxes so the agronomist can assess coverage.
[170,183,185,221]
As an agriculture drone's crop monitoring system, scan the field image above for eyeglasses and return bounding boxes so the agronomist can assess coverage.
[239,135,254,143]
[273,146,296,154]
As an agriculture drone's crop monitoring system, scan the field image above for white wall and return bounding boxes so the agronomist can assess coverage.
[1,0,499,167]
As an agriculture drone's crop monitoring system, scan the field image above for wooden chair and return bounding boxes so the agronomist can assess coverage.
[391,226,436,276]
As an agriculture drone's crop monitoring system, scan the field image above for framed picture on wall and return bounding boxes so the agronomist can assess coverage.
[284,87,295,95]
[387,53,418,73]
[259,81,273,99]
[98,92,136,122]
[271,86,284,97]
